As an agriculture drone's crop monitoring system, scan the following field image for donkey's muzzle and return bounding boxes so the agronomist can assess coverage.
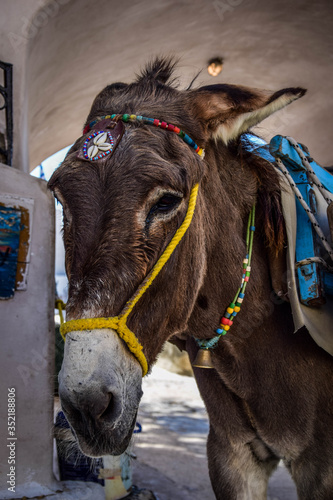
[58,328,143,456]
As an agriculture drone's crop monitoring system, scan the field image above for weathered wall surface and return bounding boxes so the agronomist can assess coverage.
[0,164,56,498]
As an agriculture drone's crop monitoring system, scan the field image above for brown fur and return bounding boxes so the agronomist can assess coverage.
[49,58,333,499]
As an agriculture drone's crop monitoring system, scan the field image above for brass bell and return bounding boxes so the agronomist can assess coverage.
[192,348,214,369]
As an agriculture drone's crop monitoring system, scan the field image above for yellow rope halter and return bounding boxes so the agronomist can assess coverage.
[59,184,199,376]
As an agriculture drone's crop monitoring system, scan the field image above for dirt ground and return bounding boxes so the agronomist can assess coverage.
[132,367,298,500]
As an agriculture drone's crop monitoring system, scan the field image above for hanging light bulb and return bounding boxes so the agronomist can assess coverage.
[207,57,224,77]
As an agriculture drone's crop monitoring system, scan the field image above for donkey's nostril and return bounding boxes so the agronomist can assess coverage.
[88,389,122,424]
[98,392,117,421]
[60,384,122,428]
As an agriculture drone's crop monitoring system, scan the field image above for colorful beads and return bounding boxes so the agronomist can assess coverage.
[216,328,227,336]
[183,134,194,146]
[221,317,233,326]
[194,203,255,352]
[83,114,205,158]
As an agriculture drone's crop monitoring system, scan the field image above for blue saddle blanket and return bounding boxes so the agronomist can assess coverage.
[244,134,333,355]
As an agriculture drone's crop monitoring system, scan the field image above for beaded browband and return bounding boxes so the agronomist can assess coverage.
[83,114,205,158]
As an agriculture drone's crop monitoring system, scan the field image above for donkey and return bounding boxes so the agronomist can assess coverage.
[48,59,333,499]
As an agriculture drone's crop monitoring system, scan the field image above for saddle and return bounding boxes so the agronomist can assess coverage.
[246,134,333,355]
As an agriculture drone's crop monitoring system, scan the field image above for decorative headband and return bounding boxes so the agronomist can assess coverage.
[82,114,205,158]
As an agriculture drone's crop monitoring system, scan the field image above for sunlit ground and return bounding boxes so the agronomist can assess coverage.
[133,366,298,500]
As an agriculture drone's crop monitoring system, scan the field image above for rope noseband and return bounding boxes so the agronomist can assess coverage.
[60,184,199,376]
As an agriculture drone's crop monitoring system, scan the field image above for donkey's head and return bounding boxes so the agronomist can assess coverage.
[48,58,305,457]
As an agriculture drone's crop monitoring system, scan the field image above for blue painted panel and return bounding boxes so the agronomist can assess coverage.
[241,134,276,163]
[294,184,324,305]
[270,135,333,193]
[269,136,329,305]
[248,134,332,304]
[0,207,21,299]
[270,136,307,172]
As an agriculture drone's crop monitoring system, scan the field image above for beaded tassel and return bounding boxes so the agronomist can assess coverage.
[195,204,256,350]
[83,114,205,158]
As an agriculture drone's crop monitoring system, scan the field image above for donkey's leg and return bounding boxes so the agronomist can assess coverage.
[188,342,279,499]
[288,446,333,500]
[207,426,279,500]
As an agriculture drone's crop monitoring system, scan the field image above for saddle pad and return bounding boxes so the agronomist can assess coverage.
[280,174,333,355]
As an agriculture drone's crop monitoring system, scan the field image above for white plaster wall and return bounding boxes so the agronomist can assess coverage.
[0,163,56,498]
[0,0,51,172]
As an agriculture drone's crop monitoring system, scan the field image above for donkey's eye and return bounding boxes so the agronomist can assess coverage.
[149,194,182,217]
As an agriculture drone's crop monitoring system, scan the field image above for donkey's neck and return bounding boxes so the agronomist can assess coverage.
[188,140,281,343]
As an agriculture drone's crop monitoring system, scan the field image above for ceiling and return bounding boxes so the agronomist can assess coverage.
[27,0,333,168]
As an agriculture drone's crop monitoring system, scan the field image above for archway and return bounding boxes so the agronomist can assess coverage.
[27,0,333,170]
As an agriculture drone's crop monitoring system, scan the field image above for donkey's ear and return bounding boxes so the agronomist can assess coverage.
[189,84,306,144]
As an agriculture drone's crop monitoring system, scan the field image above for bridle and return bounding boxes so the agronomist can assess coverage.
[59,112,256,375]
[60,114,203,376]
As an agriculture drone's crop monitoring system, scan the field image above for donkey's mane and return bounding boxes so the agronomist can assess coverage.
[136,57,179,86]
[238,136,285,254]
